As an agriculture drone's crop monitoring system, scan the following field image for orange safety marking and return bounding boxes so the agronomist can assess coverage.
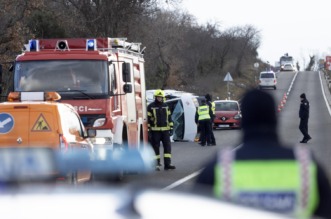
[31,114,52,132]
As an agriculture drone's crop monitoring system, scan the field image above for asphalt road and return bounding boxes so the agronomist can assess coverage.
[278,70,331,178]
[123,70,331,192]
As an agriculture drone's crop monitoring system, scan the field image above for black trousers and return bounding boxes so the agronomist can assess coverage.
[151,130,172,166]
[210,122,216,144]
[299,118,310,139]
[199,119,211,145]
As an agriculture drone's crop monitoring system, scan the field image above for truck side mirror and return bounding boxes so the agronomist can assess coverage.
[122,63,131,83]
[123,84,132,93]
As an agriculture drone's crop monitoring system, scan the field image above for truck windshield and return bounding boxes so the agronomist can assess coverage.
[14,60,108,95]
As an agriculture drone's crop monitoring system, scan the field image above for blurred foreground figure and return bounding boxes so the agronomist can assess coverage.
[195,89,331,219]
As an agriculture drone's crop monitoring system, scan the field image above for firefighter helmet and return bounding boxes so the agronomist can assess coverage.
[154,89,165,98]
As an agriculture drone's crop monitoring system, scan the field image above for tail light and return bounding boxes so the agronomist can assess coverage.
[59,134,69,151]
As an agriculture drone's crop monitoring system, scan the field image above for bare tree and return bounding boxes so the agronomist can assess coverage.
[306,55,315,71]
[0,0,43,98]
[233,25,260,77]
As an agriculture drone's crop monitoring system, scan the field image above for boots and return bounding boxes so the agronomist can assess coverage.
[164,164,176,170]
[155,160,162,171]
[164,157,176,170]
[155,165,161,171]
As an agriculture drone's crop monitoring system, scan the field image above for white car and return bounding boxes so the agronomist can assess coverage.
[258,71,277,90]
[283,63,295,71]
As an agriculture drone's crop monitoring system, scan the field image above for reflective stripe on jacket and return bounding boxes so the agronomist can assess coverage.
[147,102,173,131]
[198,105,211,121]
[213,146,318,219]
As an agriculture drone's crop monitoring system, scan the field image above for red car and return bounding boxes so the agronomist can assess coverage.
[213,100,242,129]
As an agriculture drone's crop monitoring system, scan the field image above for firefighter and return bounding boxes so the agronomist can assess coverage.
[147,89,176,171]
[195,98,213,146]
[205,93,216,145]
[194,89,331,218]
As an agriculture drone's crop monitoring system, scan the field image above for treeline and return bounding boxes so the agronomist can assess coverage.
[0,0,268,99]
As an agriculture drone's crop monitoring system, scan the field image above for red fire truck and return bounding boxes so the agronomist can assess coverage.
[11,38,148,149]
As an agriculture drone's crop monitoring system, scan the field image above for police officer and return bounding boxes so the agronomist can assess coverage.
[147,89,176,171]
[195,89,331,219]
[299,93,311,143]
[195,98,213,146]
[205,93,216,146]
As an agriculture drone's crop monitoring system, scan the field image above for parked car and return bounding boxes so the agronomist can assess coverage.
[258,71,277,90]
[213,100,241,129]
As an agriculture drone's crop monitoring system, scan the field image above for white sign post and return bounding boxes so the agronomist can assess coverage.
[224,72,233,100]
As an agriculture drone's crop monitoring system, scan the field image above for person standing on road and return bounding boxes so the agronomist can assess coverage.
[299,93,311,143]
[194,89,331,219]
[205,94,216,146]
[147,89,176,171]
[195,98,213,146]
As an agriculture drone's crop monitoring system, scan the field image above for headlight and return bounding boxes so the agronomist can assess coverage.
[234,113,242,120]
[93,118,106,127]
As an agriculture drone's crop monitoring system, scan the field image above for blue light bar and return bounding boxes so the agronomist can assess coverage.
[86,39,97,51]
[29,39,39,52]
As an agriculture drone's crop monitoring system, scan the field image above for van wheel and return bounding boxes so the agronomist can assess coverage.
[274,86,277,90]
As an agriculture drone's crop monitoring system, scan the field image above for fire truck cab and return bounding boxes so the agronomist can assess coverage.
[10,38,148,149]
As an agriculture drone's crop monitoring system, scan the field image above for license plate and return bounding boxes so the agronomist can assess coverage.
[218,124,229,128]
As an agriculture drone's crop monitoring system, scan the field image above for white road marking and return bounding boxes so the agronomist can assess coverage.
[162,144,242,191]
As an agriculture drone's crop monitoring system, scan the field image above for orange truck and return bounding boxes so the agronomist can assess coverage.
[0,91,95,183]
[7,38,148,149]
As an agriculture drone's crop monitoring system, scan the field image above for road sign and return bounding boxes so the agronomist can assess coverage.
[0,113,14,134]
[254,62,259,68]
[224,72,233,82]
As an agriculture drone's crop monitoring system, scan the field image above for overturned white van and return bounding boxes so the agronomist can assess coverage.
[165,94,199,142]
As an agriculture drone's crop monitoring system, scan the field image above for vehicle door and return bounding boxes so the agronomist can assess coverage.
[0,104,29,147]
[29,104,59,148]
[58,105,92,151]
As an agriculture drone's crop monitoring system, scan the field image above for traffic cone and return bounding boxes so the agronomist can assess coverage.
[278,105,282,112]
[280,101,284,109]
[284,93,287,100]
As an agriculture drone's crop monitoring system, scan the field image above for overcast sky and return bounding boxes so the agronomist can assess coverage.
[172,0,331,67]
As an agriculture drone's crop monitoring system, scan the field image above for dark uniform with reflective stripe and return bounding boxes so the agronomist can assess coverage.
[147,98,175,170]
[205,94,216,145]
[299,93,311,143]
